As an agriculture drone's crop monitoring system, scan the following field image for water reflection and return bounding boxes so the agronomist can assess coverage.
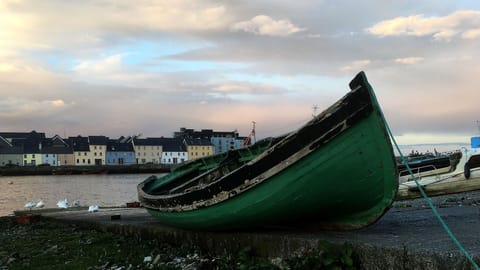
[0,173,164,216]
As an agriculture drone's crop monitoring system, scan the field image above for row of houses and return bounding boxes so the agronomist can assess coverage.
[0,129,249,167]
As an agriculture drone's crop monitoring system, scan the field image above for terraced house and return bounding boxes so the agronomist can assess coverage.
[132,137,163,164]
[0,128,252,167]
[70,136,91,166]
[0,135,23,166]
[106,138,135,165]
[88,136,108,165]
[174,127,247,155]
[183,138,214,161]
[160,138,187,165]
[48,135,75,166]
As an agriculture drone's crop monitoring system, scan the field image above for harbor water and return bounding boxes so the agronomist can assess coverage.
[0,173,164,216]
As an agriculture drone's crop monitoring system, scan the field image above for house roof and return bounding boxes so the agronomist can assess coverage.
[183,138,213,146]
[41,146,73,154]
[107,139,134,152]
[68,136,90,151]
[40,136,73,154]
[159,138,186,152]
[174,127,239,139]
[0,131,45,140]
[133,137,166,146]
[88,136,108,145]
[0,136,23,154]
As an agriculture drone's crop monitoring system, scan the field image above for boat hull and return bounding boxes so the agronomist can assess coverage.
[397,149,480,200]
[146,114,397,230]
[140,72,398,231]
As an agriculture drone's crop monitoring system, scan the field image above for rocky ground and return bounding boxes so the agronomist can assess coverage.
[3,190,478,270]
[0,216,358,270]
[393,190,480,209]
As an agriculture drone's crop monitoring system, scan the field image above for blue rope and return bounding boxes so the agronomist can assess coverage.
[384,118,479,269]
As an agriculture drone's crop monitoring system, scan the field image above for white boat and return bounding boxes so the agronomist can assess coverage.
[397,147,480,200]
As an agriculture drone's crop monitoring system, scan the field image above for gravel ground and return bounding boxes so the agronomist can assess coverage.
[393,190,480,209]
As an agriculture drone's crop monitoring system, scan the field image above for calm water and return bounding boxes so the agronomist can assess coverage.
[0,173,164,216]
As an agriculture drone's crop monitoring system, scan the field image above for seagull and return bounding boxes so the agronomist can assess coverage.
[88,205,99,212]
[24,201,36,210]
[56,198,68,209]
[35,200,45,208]
[72,200,80,207]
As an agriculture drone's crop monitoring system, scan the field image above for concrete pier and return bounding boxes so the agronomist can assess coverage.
[32,193,480,270]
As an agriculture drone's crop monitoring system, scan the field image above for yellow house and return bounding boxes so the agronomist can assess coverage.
[88,136,108,165]
[132,138,163,164]
[23,153,42,166]
[183,138,214,161]
[68,135,108,166]
[70,136,91,166]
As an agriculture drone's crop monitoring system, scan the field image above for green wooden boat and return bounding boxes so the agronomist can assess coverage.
[138,71,398,231]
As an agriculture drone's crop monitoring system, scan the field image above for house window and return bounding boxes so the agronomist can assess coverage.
[76,159,79,163]
[94,152,97,156]
[100,152,102,156]
[24,154,27,158]
[84,152,87,156]
[46,154,49,157]
[32,154,35,158]
[94,146,97,150]
[82,159,85,164]
[87,159,91,164]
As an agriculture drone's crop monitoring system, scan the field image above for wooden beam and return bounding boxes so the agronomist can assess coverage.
[396,178,480,201]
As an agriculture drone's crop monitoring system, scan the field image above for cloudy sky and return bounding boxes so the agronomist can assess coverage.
[1,0,479,145]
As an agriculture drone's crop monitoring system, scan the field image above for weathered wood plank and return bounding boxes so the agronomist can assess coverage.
[396,178,480,200]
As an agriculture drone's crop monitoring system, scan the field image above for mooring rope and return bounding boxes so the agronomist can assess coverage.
[376,103,480,269]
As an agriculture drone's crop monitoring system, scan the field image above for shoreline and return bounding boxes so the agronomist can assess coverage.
[0,164,170,176]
